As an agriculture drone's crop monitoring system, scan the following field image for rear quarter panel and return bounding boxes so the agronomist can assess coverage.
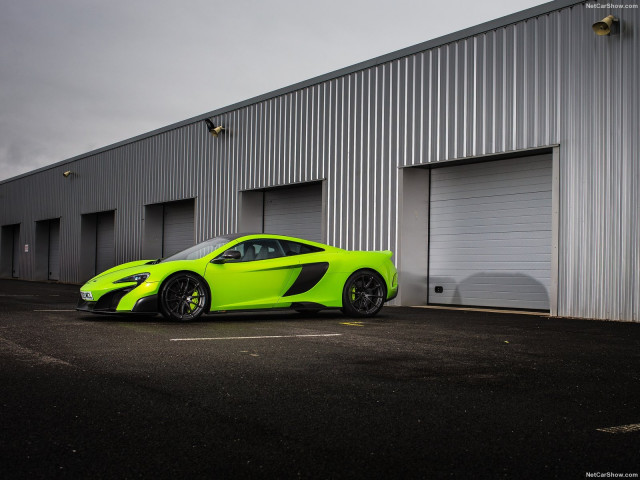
[278,250,396,308]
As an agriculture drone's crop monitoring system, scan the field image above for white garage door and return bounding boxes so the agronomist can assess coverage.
[263,184,323,243]
[48,219,61,281]
[429,155,552,310]
[163,200,194,257]
[95,211,115,274]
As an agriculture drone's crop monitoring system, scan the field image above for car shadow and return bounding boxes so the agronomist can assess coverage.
[76,309,395,324]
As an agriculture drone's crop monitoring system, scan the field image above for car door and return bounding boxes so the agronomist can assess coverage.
[204,238,299,310]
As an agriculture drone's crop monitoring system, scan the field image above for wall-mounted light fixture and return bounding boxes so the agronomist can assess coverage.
[62,170,73,178]
[204,118,225,137]
[592,15,618,36]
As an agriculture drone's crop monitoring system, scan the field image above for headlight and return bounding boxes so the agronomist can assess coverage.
[113,273,150,285]
[80,291,94,301]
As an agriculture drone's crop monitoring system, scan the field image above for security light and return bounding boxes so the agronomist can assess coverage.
[592,15,618,36]
[63,171,72,177]
[204,119,225,137]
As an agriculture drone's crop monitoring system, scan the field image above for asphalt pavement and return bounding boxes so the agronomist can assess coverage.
[0,279,639,479]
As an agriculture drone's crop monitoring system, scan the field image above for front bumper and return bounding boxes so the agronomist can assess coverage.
[76,287,132,312]
[76,287,158,314]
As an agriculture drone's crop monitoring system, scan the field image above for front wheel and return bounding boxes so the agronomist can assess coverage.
[159,273,208,322]
[341,269,387,318]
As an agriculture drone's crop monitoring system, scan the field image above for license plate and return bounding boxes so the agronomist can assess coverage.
[80,291,94,301]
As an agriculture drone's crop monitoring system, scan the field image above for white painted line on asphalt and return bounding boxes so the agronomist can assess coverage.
[170,333,343,342]
[596,423,640,434]
[33,309,76,312]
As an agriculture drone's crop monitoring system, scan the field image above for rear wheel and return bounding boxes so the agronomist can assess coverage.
[341,269,386,318]
[159,273,208,322]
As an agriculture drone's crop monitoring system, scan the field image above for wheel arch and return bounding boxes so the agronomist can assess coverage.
[159,270,212,313]
[344,267,387,287]
[343,267,387,294]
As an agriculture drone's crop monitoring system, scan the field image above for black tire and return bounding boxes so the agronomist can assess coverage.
[341,269,387,318]
[159,273,208,322]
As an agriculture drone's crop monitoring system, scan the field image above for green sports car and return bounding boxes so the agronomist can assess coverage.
[77,233,398,321]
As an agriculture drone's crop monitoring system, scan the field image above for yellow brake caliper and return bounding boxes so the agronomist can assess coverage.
[189,290,199,312]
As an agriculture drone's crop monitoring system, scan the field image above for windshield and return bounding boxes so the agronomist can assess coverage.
[160,235,235,263]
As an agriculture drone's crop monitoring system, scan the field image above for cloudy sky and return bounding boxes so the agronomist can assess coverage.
[0,0,547,181]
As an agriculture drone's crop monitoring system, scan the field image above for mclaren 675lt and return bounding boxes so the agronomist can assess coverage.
[77,233,398,321]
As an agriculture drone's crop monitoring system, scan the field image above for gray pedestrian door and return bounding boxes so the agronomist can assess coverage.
[263,183,323,243]
[162,200,194,257]
[95,211,115,274]
[12,224,20,278]
[428,155,552,310]
[48,219,61,281]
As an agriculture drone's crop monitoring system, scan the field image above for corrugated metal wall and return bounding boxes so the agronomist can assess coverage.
[1,1,638,320]
[557,6,639,321]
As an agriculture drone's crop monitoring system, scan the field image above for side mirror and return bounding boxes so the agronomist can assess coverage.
[211,249,242,264]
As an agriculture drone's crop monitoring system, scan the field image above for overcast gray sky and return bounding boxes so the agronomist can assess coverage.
[0,0,547,181]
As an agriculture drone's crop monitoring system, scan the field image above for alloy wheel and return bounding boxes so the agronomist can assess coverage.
[342,270,386,317]
[160,274,207,321]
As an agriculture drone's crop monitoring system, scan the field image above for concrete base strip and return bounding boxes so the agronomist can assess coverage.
[170,334,342,342]
[412,305,547,316]
[596,423,640,434]
[0,336,72,367]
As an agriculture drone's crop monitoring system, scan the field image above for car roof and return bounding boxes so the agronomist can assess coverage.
[230,233,341,251]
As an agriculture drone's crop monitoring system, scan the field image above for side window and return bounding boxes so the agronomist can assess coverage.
[279,240,324,256]
[232,239,285,262]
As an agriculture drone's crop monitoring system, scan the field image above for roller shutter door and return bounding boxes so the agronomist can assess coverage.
[12,225,20,278]
[263,184,322,243]
[95,211,115,274]
[429,155,552,310]
[163,200,194,257]
[48,219,60,281]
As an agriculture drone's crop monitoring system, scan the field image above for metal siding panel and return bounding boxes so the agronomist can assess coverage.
[427,51,437,163]
[627,7,640,322]
[556,5,640,321]
[343,74,353,249]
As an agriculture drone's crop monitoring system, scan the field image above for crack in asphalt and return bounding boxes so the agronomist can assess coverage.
[0,336,74,368]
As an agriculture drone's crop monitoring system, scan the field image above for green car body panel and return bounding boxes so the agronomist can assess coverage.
[77,233,398,319]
